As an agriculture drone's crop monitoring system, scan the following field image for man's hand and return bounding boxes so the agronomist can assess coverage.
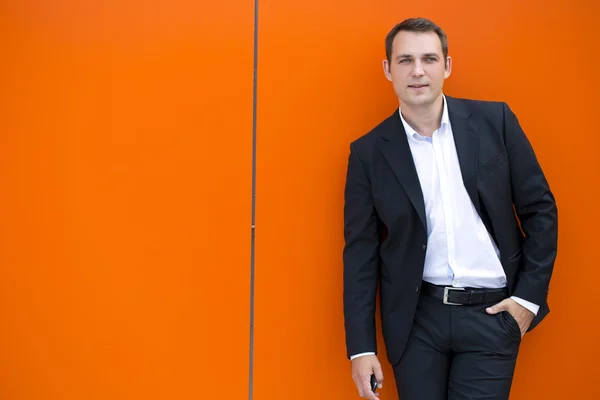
[351,354,383,399]
[486,298,534,337]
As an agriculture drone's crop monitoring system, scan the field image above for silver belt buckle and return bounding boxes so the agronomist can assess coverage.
[443,287,465,305]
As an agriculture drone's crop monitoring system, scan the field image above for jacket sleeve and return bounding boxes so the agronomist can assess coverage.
[343,142,381,359]
[502,102,558,307]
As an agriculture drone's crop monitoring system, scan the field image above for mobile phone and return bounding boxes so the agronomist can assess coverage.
[370,374,377,392]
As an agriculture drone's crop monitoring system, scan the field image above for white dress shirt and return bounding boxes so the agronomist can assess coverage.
[350,95,538,360]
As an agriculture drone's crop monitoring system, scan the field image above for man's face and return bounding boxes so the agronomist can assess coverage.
[383,31,451,108]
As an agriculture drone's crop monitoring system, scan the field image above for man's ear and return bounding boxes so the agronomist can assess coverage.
[444,56,452,79]
[382,60,392,81]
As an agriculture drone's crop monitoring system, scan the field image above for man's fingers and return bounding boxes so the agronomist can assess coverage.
[356,374,377,399]
[360,376,377,399]
[486,299,509,314]
[353,375,364,397]
[373,365,384,388]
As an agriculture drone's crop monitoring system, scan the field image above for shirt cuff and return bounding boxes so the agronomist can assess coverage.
[511,296,540,316]
[350,352,375,360]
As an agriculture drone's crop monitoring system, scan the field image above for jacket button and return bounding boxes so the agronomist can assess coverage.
[422,244,426,250]
[416,285,420,292]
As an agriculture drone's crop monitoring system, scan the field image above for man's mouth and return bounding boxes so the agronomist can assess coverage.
[409,84,428,88]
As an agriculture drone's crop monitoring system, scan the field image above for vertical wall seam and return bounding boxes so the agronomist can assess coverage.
[248,0,258,398]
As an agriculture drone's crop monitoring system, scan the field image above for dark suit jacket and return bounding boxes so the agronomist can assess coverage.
[342,95,558,366]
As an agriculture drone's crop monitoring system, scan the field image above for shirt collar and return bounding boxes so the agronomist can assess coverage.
[398,94,450,140]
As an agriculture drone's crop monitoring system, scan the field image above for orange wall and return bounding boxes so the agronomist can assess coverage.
[1,0,599,399]
[1,1,253,398]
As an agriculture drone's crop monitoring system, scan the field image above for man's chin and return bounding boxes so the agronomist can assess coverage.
[401,95,433,107]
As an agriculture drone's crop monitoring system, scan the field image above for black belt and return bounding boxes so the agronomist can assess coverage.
[421,281,508,305]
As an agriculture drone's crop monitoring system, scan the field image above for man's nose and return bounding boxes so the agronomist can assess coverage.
[411,62,425,77]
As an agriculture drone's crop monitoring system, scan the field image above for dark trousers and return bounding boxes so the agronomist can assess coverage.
[393,289,522,400]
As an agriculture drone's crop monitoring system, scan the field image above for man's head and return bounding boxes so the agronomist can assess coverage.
[382,18,451,109]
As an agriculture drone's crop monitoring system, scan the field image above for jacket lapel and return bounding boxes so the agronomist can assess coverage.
[380,110,427,230]
[446,96,481,216]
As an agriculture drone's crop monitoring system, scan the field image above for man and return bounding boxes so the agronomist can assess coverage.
[342,17,558,400]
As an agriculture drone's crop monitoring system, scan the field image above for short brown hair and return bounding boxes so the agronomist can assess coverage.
[385,18,448,63]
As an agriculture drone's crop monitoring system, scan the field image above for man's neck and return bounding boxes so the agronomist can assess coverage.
[399,95,444,138]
